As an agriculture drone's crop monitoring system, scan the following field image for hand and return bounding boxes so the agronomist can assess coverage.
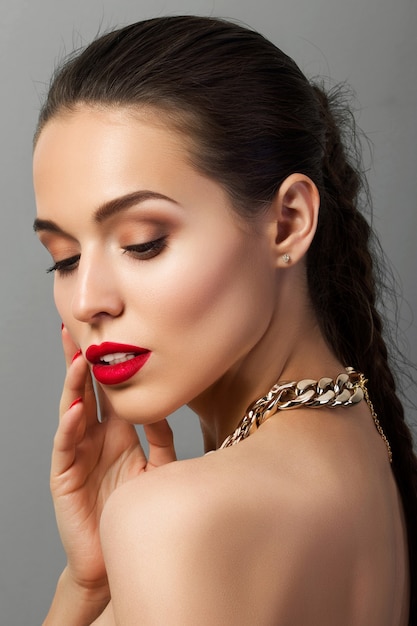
[50,327,177,596]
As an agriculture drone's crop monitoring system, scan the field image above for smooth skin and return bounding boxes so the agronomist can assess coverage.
[34,107,409,625]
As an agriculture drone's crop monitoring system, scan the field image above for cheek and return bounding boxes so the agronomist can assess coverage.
[53,281,67,319]
[138,234,275,348]
[54,280,77,335]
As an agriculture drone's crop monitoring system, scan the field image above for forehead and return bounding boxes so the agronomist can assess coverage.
[33,106,196,207]
[32,105,248,235]
[34,105,190,171]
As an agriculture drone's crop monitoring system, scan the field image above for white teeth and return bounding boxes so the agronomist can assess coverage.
[100,352,137,365]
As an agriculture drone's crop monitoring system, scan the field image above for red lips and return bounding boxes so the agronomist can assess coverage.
[86,342,151,385]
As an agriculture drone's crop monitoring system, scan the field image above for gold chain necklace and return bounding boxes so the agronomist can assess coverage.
[219,367,392,463]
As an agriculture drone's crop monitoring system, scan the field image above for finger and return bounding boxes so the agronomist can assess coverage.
[144,419,177,469]
[59,352,90,417]
[59,361,100,437]
[60,329,98,428]
[61,325,81,370]
[51,398,86,478]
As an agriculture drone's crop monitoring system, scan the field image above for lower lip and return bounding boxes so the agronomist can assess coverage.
[92,352,151,385]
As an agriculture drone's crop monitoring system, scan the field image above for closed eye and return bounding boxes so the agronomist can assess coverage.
[123,236,167,260]
[46,236,166,275]
[46,254,80,275]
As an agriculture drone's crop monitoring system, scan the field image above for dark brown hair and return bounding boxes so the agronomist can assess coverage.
[36,15,417,619]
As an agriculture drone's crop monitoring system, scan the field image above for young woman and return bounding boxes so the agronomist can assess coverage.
[33,16,416,625]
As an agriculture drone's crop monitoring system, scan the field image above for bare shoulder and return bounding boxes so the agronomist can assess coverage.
[102,402,406,626]
[101,452,264,624]
[99,421,355,625]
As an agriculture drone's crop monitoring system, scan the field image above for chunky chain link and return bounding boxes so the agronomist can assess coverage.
[220,367,392,464]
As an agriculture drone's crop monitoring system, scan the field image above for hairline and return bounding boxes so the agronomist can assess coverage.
[34,99,271,221]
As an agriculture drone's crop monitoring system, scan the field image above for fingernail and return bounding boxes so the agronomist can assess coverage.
[71,349,82,363]
[61,322,64,330]
[69,397,82,409]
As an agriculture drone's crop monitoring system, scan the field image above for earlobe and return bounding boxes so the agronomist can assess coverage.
[269,173,320,267]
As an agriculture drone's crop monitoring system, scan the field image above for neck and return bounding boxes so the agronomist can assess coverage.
[189,269,344,451]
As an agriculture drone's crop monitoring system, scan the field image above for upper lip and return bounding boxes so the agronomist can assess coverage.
[86,342,150,364]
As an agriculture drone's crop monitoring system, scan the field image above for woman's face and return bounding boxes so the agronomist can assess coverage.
[33,107,278,423]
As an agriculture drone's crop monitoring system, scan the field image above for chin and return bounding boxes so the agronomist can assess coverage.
[97,384,183,425]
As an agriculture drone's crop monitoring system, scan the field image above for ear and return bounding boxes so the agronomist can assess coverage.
[266,173,320,267]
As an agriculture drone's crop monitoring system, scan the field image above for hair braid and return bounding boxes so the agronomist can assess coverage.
[310,84,417,620]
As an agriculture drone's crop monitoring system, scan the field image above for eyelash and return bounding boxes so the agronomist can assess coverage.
[46,254,80,276]
[46,237,167,276]
[122,236,167,260]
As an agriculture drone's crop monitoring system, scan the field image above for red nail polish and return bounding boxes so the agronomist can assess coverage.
[71,349,82,363]
[69,397,82,409]
[61,322,64,330]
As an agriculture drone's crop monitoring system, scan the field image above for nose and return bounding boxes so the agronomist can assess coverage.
[71,249,124,323]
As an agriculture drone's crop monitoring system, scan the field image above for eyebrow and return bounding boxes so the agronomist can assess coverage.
[33,190,178,234]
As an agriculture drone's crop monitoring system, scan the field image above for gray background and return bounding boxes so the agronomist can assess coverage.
[1,0,416,624]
